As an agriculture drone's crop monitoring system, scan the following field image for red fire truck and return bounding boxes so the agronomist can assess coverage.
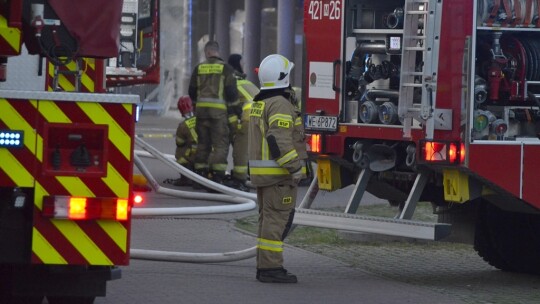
[0,0,153,302]
[302,0,540,274]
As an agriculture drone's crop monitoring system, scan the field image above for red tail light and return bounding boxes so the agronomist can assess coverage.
[420,140,463,165]
[133,194,144,205]
[42,196,132,221]
[460,142,466,163]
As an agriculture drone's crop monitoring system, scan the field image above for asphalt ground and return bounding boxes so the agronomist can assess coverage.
[90,110,540,304]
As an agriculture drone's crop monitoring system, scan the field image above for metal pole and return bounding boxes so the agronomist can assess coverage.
[208,0,215,41]
[244,0,262,85]
[215,0,230,59]
[277,0,295,61]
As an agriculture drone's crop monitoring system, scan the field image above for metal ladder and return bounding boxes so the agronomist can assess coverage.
[398,0,442,139]
[51,58,83,92]
[294,169,451,241]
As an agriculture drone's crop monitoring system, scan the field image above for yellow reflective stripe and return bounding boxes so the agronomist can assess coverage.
[0,15,21,52]
[277,149,298,166]
[269,114,293,127]
[233,166,248,174]
[238,85,255,101]
[250,167,288,175]
[257,238,283,252]
[97,220,128,253]
[228,115,237,123]
[250,102,264,117]
[186,117,198,140]
[37,100,72,123]
[198,63,224,74]
[212,163,228,171]
[55,176,95,197]
[261,129,269,160]
[186,117,196,128]
[34,182,49,211]
[77,102,131,161]
[196,102,227,110]
[32,228,67,264]
[102,163,129,198]
[295,116,302,125]
[122,103,133,115]
[262,82,276,88]
[52,220,113,265]
[242,101,253,111]
[189,128,198,141]
[48,63,76,91]
[0,150,34,187]
[80,58,95,92]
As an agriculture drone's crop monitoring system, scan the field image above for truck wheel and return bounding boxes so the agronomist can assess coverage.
[47,296,95,304]
[8,296,44,304]
[474,201,540,274]
[473,202,512,271]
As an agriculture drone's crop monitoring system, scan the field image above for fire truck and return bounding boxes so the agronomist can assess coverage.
[0,0,157,302]
[302,0,540,274]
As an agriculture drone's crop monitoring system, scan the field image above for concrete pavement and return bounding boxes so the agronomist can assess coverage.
[90,110,465,303]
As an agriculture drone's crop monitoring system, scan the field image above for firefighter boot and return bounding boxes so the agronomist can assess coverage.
[172,174,192,187]
[192,169,209,190]
[223,176,251,192]
[257,268,298,283]
[205,172,226,193]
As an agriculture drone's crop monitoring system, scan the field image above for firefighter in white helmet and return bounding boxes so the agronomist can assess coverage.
[248,54,307,283]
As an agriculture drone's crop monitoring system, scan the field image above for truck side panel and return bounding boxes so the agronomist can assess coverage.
[434,0,472,140]
[0,93,135,267]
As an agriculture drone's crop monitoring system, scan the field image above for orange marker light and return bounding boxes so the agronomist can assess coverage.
[69,197,87,220]
[116,199,129,221]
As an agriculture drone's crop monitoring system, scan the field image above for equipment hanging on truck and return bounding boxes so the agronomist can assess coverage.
[0,0,158,302]
[302,0,540,275]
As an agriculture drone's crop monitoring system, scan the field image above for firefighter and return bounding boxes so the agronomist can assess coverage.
[225,54,259,191]
[171,96,197,187]
[248,54,307,283]
[188,41,238,184]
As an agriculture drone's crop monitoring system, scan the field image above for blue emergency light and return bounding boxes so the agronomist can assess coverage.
[0,130,23,148]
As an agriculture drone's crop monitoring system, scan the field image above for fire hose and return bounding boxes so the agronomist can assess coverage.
[130,137,258,263]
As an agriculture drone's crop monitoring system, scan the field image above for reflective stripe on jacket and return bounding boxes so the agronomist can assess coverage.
[248,94,308,187]
[189,57,237,119]
[175,117,197,165]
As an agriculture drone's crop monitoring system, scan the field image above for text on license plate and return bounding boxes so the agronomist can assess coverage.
[305,115,338,131]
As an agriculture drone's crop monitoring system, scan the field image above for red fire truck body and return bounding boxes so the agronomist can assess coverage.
[303,0,540,274]
[0,1,142,302]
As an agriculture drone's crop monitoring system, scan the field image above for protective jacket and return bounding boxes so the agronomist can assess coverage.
[248,89,307,187]
[175,116,197,167]
[188,56,238,119]
[188,56,238,176]
[231,72,259,181]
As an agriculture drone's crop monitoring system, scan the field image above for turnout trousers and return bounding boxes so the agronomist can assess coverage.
[256,182,297,269]
[194,116,230,175]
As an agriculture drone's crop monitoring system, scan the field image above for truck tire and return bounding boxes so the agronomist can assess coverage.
[7,296,44,304]
[473,202,512,271]
[47,296,95,304]
[474,200,540,274]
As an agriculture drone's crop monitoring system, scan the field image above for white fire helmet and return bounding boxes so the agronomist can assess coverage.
[258,54,294,90]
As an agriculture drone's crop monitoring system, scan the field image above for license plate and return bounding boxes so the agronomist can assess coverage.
[305,115,338,131]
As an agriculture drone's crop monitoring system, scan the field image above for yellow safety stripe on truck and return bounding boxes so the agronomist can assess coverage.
[0,14,21,53]
[77,102,132,161]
